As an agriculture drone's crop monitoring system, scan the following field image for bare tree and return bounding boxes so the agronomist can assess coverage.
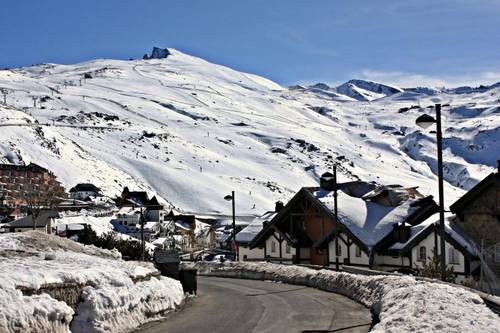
[24,182,61,230]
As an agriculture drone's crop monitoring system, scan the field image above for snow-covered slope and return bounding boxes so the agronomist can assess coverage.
[334,79,404,101]
[0,48,498,215]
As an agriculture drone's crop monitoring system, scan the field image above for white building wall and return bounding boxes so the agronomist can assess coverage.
[239,246,265,261]
[349,243,370,266]
[264,232,294,260]
[299,248,311,261]
[281,241,295,260]
[327,232,349,266]
[411,230,468,283]
[265,233,280,258]
[373,254,410,269]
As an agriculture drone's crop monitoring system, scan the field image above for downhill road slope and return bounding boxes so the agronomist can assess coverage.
[135,276,371,333]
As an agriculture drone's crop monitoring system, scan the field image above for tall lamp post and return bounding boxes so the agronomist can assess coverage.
[224,191,236,261]
[415,103,446,281]
[321,166,339,270]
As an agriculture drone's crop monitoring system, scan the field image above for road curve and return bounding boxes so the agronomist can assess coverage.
[135,276,372,333]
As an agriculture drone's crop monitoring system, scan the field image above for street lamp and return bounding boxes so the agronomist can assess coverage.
[415,103,446,281]
[321,166,339,270]
[224,191,236,261]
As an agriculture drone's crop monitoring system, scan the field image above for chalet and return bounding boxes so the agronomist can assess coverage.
[5,210,59,233]
[144,196,165,222]
[69,183,101,201]
[111,207,160,241]
[389,214,479,283]
[250,175,480,283]
[119,187,149,206]
[450,161,500,292]
[235,201,282,261]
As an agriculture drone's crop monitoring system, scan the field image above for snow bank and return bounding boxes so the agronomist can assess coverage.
[0,231,184,333]
[189,261,500,333]
[71,277,183,333]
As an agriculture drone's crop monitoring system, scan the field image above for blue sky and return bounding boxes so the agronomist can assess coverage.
[1,0,499,87]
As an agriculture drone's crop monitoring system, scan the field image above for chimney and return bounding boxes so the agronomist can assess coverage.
[275,201,284,212]
[319,172,335,191]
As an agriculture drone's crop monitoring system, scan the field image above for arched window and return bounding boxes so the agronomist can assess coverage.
[285,243,291,254]
[271,240,276,253]
[418,246,426,261]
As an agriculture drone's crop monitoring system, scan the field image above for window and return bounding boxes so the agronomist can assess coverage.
[336,243,342,256]
[285,243,291,254]
[271,241,276,253]
[355,245,362,257]
[448,248,460,265]
[495,244,500,263]
[418,246,426,262]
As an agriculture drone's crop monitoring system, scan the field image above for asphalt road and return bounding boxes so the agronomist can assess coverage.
[135,276,372,333]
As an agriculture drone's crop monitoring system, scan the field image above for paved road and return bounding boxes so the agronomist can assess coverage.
[135,276,372,333]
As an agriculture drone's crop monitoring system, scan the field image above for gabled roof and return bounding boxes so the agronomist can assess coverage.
[389,213,478,258]
[145,196,163,209]
[450,171,499,213]
[250,181,436,254]
[7,210,58,228]
[235,211,277,245]
[69,183,101,193]
[122,188,149,205]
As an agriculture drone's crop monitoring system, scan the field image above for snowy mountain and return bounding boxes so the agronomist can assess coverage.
[0,48,498,216]
[334,79,404,101]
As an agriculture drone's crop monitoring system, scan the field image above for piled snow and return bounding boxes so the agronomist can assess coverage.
[0,231,184,333]
[189,261,500,333]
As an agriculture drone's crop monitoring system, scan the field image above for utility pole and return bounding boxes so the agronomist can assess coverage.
[435,104,446,281]
[224,191,237,261]
[333,164,339,271]
[415,103,446,281]
[140,205,145,261]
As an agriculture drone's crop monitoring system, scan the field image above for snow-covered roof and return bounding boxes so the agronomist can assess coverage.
[152,237,168,245]
[236,211,277,244]
[144,221,159,229]
[314,185,420,249]
[174,221,192,231]
[389,213,477,256]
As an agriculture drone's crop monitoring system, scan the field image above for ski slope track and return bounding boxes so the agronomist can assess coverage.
[0,49,498,215]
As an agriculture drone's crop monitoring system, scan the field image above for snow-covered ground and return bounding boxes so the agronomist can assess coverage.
[189,261,500,333]
[0,231,184,333]
[0,48,498,216]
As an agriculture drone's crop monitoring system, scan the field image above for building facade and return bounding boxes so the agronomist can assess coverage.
[0,163,66,206]
[450,163,500,292]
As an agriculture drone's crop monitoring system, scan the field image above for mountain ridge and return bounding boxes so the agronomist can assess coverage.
[0,48,498,215]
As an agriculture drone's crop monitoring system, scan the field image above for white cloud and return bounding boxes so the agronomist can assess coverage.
[355,69,500,88]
